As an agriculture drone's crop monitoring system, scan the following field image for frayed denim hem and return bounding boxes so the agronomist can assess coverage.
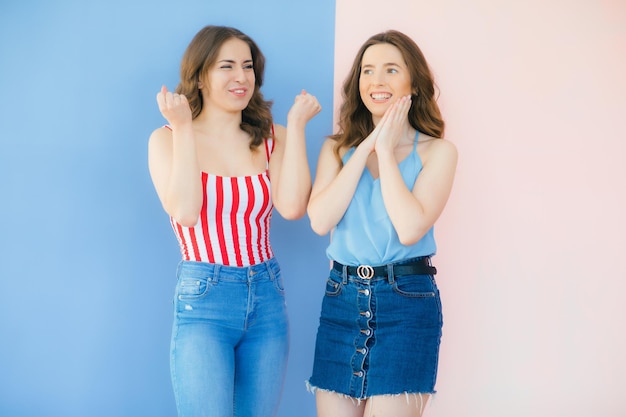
[305,380,436,414]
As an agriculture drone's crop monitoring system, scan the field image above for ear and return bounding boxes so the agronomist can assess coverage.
[198,80,204,89]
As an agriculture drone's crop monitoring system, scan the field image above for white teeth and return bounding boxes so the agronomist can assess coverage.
[372,93,391,100]
[233,89,245,94]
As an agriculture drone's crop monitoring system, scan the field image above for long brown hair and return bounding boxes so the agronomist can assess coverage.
[176,25,273,149]
[331,30,444,160]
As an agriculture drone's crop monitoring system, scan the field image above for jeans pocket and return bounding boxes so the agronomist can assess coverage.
[176,277,211,300]
[392,275,436,298]
[324,276,342,297]
[273,270,285,295]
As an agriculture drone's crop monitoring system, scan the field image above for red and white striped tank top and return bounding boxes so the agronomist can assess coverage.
[170,134,275,267]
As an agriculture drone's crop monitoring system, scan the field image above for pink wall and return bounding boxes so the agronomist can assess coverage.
[334,1,626,416]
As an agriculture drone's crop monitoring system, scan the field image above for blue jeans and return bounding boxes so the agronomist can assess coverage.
[170,258,289,417]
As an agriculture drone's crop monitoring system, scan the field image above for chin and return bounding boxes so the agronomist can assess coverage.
[365,104,387,118]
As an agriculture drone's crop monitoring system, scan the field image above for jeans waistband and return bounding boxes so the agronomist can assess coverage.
[332,257,436,280]
[177,258,279,281]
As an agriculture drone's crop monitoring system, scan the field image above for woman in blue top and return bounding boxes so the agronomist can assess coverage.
[307,30,458,417]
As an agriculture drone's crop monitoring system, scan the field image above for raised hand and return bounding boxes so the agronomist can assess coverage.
[156,85,193,128]
[374,95,412,154]
[287,90,322,126]
[358,118,383,155]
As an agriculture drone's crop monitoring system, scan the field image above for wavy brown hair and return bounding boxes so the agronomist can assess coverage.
[175,25,273,149]
[331,30,445,161]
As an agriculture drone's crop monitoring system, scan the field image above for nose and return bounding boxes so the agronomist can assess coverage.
[372,71,385,86]
[234,66,247,82]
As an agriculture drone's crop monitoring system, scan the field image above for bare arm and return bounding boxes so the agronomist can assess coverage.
[368,96,457,245]
[373,96,457,245]
[269,91,321,220]
[378,138,457,245]
[147,86,202,227]
[307,134,378,236]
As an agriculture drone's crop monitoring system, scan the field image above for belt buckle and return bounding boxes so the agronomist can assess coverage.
[356,264,374,279]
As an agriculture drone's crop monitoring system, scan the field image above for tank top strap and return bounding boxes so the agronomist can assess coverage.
[342,146,356,163]
[264,125,275,167]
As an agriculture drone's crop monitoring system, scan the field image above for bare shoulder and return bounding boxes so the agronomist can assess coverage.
[148,126,174,173]
[149,125,173,147]
[272,123,286,143]
[312,138,343,186]
[320,137,336,152]
[147,126,174,183]
[322,138,354,159]
[320,137,347,160]
[417,134,458,164]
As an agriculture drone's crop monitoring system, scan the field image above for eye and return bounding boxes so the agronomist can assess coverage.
[244,63,254,70]
[220,64,233,70]
[387,68,398,74]
[362,69,373,75]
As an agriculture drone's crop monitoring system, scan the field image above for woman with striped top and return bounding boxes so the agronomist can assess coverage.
[148,25,321,417]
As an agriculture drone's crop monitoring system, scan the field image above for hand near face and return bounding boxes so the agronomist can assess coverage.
[374,95,412,154]
[156,85,193,128]
[287,90,322,126]
[358,115,385,155]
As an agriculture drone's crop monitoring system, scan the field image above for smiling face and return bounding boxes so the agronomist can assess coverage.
[200,37,255,114]
[359,43,413,124]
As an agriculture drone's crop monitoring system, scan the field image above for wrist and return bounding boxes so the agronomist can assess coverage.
[286,117,307,130]
[355,141,374,158]
[376,148,396,164]
[170,122,194,136]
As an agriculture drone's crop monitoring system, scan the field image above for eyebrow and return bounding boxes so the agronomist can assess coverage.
[217,59,253,64]
[362,62,400,68]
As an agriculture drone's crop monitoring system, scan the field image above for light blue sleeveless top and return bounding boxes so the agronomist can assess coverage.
[326,132,436,266]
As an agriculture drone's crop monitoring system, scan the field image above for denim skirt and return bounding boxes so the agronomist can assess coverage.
[308,257,443,399]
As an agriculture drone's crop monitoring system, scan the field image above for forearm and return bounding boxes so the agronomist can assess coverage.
[272,121,312,219]
[308,145,370,235]
[164,125,203,226]
[377,151,429,245]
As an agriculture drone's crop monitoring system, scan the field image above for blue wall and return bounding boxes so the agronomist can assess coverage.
[0,1,335,416]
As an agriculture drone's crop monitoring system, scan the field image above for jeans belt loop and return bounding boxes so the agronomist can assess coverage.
[265,259,275,281]
[386,262,396,284]
[213,263,221,283]
[342,263,349,284]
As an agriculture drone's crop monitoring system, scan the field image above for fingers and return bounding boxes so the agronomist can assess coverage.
[380,95,411,125]
[366,97,410,151]
[157,86,188,109]
[156,85,192,126]
[306,93,322,115]
[397,95,412,119]
[295,90,317,106]
[156,85,166,107]
[289,90,322,121]
[373,95,412,152]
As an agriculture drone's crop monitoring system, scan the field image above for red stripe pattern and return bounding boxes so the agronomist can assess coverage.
[170,138,275,266]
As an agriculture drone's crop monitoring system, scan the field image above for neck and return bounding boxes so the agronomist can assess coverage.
[194,105,243,137]
[402,127,418,145]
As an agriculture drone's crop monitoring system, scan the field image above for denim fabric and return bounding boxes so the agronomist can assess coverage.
[308,257,443,399]
[170,258,289,417]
